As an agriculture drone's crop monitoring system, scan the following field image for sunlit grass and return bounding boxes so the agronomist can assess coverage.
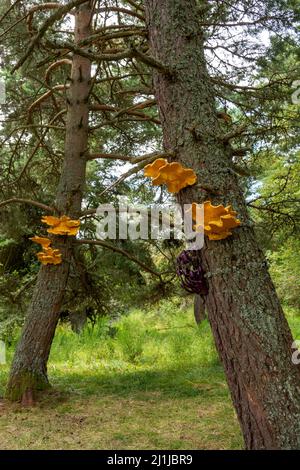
[0,301,299,449]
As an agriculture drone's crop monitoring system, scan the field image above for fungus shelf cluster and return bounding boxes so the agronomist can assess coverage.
[144,158,240,241]
[144,157,241,295]
[42,215,80,236]
[189,201,241,241]
[144,158,197,193]
[30,216,80,265]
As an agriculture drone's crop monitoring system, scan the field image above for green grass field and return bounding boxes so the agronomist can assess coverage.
[0,301,299,450]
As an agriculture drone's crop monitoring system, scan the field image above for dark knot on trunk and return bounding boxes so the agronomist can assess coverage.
[176,249,208,295]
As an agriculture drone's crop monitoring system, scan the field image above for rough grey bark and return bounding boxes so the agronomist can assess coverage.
[194,295,206,325]
[70,310,87,334]
[144,0,300,449]
[6,1,92,401]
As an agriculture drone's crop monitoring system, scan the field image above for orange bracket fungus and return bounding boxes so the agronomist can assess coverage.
[189,201,241,240]
[29,236,51,248]
[41,215,80,236]
[144,158,168,178]
[30,236,62,265]
[30,214,80,265]
[37,247,62,266]
[144,158,197,193]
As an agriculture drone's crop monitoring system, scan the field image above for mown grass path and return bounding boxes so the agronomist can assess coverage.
[0,303,299,449]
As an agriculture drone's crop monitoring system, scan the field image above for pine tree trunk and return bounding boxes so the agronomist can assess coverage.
[194,295,206,325]
[6,1,92,401]
[144,0,300,449]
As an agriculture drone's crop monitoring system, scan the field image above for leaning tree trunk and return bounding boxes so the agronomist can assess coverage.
[144,0,300,449]
[194,295,206,325]
[6,2,92,401]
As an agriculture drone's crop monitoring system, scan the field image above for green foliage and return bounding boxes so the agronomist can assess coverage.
[0,298,220,401]
[0,271,35,343]
[1,0,299,331]
[250,151,300,248]
[1,301,299,449]
[46,298,217,372]
[268,238,300,309]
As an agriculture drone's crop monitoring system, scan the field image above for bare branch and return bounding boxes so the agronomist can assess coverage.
[113,98,156,118]
[88,151,173,164]
[222,124,247,142]
[130,46,173,75]
[46,40,171,75]
[88,152,132,162]
[90,100,159,124]
[123,0,145,13]
[78,28,147,46]
[45,59,72,84]
[200,15,285,28]
[28,84,67,117]
[96,154,159,198]
[0,198,54,213]
[27,3,60,33]
[9,109,67,185]
[76,239,161,279]
[231,147,251,157]
[12,0,90,72]
[95,6,145,22]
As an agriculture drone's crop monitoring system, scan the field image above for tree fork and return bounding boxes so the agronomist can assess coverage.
[6,1,93,402]
[144,0,300,449]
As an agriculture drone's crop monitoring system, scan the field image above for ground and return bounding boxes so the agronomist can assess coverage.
[0,301,299,450]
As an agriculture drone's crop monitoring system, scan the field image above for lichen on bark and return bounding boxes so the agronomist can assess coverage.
[144,0,300,449]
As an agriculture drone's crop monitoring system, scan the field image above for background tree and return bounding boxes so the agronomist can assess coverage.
[0,0,176,400]
[0,0,299,449]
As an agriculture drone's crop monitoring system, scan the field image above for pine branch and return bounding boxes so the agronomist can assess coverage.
[222,124,247,142]
[130,45,173,75]
[0,198,54,212]
[76,239,162,279]
[94,6,145,22]
[12,0,90,72]
[45,59,72,84]
[123,0,145,13]
[87,151,172,164]
[28,84,67,117]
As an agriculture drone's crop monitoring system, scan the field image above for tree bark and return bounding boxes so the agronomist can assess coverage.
[144,0,300,449]
[194,295,206,325]
[6,1,92,401]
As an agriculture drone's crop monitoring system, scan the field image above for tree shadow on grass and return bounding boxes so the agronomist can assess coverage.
[49,360,228,403]
[1,359,228,409]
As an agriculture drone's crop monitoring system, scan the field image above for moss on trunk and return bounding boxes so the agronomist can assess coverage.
[5,370,50,402]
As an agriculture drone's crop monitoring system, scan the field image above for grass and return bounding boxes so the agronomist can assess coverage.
[0,300,299,450]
